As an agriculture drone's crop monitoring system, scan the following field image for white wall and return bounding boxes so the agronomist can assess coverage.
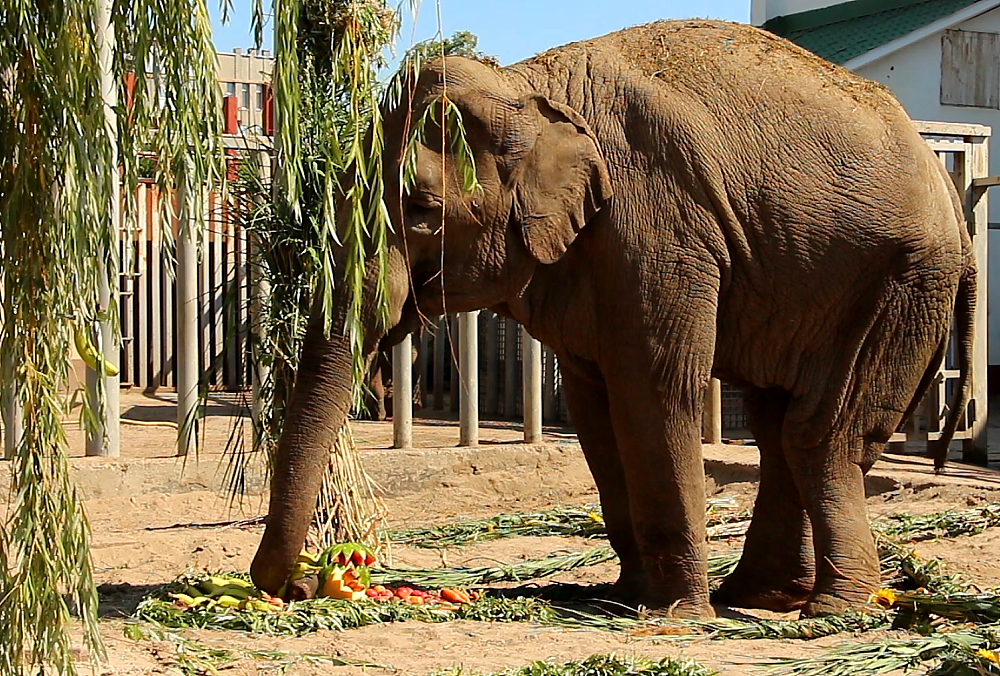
[856,8,1000,363]
[751,0,845,25]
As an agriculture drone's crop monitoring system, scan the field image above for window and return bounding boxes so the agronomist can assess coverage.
[255,83,265,111]
[941,29,1000,109]
[225,81,236,98]
[241,83,250,109]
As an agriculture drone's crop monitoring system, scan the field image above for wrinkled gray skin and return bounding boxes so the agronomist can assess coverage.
[251,20,976,619]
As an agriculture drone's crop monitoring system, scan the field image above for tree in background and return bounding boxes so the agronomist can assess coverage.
[0,0,222,672]
[230,0,490,550]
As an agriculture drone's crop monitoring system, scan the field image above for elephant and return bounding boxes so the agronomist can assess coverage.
[251,20,976,619]
[359,330,424,421]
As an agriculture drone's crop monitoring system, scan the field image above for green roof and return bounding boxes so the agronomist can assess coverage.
[763,0,989,64]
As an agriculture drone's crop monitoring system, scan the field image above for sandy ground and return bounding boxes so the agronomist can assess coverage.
[9,391,1000,675]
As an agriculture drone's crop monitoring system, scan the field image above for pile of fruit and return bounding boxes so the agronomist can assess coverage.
[170,576,285,612]
[167,542,476,613]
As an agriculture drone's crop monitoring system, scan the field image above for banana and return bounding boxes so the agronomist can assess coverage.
[196,579,255,600]
[209,575,253,589]
[169,593,211,608]
[297,550,319,565]
[214,594,245,608]
[74,326,119,377]
[289,560,317,583]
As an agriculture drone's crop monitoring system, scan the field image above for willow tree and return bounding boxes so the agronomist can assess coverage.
[233,0,486,549]
[0,0,222,672]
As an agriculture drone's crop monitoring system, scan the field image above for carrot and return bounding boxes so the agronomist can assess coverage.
[440,588,471,604]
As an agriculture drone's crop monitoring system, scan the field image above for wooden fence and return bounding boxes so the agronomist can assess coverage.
[118,180,250,392]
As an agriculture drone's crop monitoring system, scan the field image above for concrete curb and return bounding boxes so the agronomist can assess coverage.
[2,440,998,504]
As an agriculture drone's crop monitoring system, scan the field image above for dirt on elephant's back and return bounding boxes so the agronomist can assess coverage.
[577,20,895,112]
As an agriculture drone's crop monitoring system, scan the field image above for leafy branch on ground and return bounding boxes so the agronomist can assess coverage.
[124,621,381,674]
[433,655,718,676]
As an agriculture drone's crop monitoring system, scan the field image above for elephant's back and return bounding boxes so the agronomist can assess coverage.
[591,20,902,120]
[523,20,911,142]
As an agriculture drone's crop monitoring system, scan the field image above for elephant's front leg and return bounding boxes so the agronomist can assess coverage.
[560,363,645,601]
[603,358,714,619]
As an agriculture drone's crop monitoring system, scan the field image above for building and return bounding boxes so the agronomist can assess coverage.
[217,48,274,138]
[753,0,1000,379]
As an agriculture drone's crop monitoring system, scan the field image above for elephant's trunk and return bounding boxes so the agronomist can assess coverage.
[250,283,384,595]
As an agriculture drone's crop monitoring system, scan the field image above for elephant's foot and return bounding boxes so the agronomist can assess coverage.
[637,580,715,619]
[799,581,876,618]
[638,594,716,620]
[605,568,648,605]
[712,576,812,613]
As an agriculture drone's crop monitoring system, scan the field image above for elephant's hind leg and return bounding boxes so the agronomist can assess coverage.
[561,365,646,602]
[713,387,815,612]
[782,433,880,617]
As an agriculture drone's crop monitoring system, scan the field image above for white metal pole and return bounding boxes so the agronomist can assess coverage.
[522,328,542,443]
[459,311,479,446]
[392,335,413,448]
[176,178,199,457]
[87,0,120,457]
[702,378,723,444]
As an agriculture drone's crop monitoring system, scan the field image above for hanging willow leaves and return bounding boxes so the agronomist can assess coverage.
[239,2,493,463]
[0,0,223,673]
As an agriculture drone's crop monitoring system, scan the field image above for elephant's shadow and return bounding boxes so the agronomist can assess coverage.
[492,582,778,621]
[95,582,164,618]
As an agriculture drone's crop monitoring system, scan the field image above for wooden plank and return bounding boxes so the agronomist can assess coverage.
[211,194,224,388]
[702,378,723,444]
[450,315,460,413]
[149,186,163,391]
[924,139,967,155]
[940,30,1000,110]
[433,316,445,410]
[233,216,248,389]
[915,120,993,137]
[459,312,479,446]
[200,200,210,384]
[484,312,499,415]
[543,346,556,422]
[165,195,177,388]
[522,328,542,442]
[134,183,149,389]
[504,318,519,417]
[392,335,413,448]
[972,175,1000,189]
[966,137,991,464]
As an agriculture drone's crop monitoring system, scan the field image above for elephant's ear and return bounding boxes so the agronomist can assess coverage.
[509,95,612,265]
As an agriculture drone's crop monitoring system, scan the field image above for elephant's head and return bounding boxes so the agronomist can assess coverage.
[249,56,612,595]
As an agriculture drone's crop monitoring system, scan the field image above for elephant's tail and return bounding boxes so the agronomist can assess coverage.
[930,264,977,471]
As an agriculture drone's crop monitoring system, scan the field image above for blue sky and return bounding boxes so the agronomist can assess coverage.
[211,1,750,65]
